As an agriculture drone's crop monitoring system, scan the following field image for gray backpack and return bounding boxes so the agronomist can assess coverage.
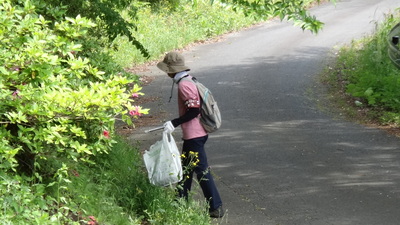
[183,77,221,133]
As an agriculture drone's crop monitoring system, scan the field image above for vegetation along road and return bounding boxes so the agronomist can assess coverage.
[134,0,400,224]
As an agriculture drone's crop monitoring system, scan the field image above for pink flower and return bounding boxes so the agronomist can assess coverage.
[103,130,110,139]
[88,216,98,225]
[11,90,21,99]
[132,93,139,98]
[129,106,142,117]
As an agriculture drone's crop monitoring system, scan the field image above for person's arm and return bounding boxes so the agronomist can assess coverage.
[168,79,201,128]
[171,107,200,127]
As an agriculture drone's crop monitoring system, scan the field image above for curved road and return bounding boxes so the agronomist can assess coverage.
[133,0,400,224]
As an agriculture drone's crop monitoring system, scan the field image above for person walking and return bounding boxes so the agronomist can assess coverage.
[157,51,224,218]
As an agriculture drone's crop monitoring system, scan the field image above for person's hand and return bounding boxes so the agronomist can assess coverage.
[163,121,175,134]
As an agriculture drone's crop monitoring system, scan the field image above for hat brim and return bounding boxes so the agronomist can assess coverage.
[157,61,190,74]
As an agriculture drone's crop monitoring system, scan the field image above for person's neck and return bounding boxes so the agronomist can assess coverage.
[173,71,189,83]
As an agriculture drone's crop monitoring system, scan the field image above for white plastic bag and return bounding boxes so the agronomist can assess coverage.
[143,132,182,186]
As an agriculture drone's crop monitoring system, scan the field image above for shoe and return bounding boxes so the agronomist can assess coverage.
[209,206,224,218]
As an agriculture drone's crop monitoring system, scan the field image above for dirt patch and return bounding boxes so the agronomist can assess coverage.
[134,95,160,105]
[138,75,155,86]
[125,61,158,75]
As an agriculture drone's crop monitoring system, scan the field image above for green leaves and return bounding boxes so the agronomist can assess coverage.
[55,15,95,38]
[217,0,335,33]
[0,0,147,181]
[5,111,28,123]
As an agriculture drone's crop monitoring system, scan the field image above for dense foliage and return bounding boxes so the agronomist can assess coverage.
[0,0,147,223]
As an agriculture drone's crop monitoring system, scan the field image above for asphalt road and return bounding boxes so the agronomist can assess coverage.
[131,0,400,224]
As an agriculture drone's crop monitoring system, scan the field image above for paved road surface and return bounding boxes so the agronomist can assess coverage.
[130,1,400,224]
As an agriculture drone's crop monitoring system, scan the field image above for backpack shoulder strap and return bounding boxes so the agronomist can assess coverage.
[176,75,190,84]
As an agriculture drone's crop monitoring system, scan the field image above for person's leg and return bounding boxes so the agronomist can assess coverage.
[189,136,223,211]
[196,167,222,211]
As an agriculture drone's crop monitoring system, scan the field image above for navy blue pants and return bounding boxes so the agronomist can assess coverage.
[178,135,222,211]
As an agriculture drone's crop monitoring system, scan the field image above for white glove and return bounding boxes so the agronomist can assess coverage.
[163,121,175,134]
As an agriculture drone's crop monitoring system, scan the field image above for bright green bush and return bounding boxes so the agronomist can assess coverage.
[0,0,147,222]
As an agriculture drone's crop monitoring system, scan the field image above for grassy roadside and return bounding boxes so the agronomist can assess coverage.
[65,137,212,225]
[320,11,400,136]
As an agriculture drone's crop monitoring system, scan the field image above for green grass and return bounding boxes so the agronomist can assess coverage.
[322,10,400,127]
[110,1,259,68]
[0,136,210,224]
[65,137,211,224]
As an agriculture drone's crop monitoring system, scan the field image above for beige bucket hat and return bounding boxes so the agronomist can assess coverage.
[157,52,190,74]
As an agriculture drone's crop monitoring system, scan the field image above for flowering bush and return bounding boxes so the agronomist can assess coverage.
[0,0,149,222]
[0,0,148,185]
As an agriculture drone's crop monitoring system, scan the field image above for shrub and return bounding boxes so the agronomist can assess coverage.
[344,13,400,109]
[0,0,148,221]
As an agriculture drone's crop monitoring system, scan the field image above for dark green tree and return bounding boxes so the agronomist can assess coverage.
[31,0,149,57]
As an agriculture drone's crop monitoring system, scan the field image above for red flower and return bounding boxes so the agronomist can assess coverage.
[103,130,110,139]
[71,170,80,177]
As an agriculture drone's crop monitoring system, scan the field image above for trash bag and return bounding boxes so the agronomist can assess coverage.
[143,131,182,186]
